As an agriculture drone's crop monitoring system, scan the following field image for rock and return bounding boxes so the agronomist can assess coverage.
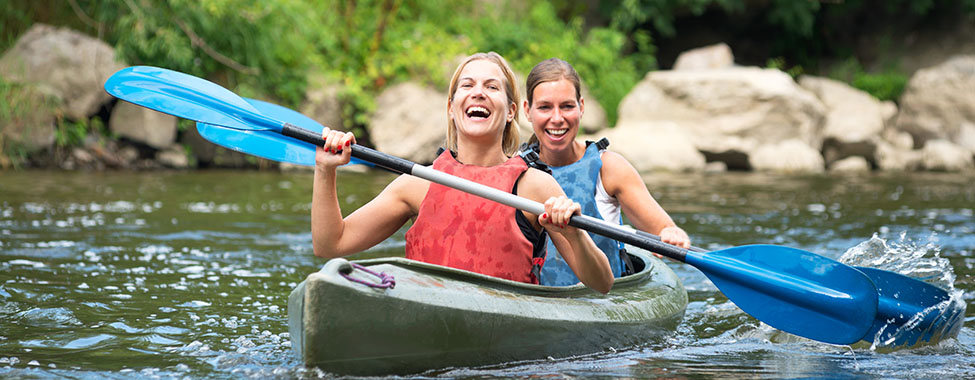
[108,101,178,149]
[672,43,734,71]
[921,139,974,171]
[616,67,826,170]
[0,83,60,155]
[367,82,447,164]
[875,141,923,171]
[828,156,871,173]
[749,139,825,173]
[181,124,253,168]
[156,146,190,169]
[592,121,706,172]
[895,55,975,150]
[799,75,886,166]
[882,129,914,151]
[0,24,125,120]
[704,161,728,173]
[300,76,344,130]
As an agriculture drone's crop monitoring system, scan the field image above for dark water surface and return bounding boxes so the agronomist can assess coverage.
[1,169,972,379]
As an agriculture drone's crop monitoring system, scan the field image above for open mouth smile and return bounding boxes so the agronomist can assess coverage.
[466,106,491,120]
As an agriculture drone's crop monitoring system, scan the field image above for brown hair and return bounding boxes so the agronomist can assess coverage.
[446,52,521,156]
[524,58,582,144]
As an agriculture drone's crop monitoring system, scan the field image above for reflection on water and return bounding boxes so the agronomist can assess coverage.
[0,169,973,378]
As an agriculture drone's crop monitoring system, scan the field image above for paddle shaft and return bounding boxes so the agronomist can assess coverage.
[281,124,689,262]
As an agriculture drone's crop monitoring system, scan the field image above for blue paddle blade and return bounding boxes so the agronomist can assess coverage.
[685,245,878,345]
[856,266,966,348]
[199,98,370,167]
[104,66,275,131]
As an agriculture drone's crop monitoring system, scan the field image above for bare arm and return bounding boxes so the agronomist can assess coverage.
[519,169,614,294]
[601,151,690,249]
[311,128,424,258]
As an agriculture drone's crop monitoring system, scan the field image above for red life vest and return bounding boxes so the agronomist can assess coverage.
[405,151,537,283]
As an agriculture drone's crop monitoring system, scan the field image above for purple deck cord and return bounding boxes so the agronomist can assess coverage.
[340,262,396,289]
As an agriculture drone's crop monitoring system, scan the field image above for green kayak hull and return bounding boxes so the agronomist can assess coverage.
[288,250,687,375]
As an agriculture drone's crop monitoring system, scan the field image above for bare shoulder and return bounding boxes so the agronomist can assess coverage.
[600,150,637,174]
[599,150,643,195]
[518,167,564,201]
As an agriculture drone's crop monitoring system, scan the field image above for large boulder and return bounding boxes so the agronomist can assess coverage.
[108,101,178,149]
[0,83,60,158]
[920,139,974,172]
[875,140,923,171]
[367,82,447,164]
[300,76,344,130]
[895,55,975,152]
[181,122,254,168]
[672,43,734,71]
[799,75,887,166]
[750,139,825,173]
[590,121,706,172]
[616,67,826,171]
[0,24,125,120]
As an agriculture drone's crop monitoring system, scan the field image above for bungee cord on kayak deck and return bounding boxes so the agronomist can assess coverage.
[339,263,396,290]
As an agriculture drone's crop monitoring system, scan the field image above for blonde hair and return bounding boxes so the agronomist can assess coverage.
[446,52,521,156]
[524,58,582,145]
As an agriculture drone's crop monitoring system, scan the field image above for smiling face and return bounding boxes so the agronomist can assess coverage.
[448,59,515,145]
[526,78,584,155]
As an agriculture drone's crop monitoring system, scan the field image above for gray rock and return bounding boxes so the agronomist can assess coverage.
[0,24,125,120]
[828,156,871,173]
[156,146,190,169]
[895,55,975,151]
[749,139,825,173]
[673,43,734,71]
[367,82,447,164]
[109,101,178,149]
[921,139,974,172]
[0,83,59,154]
[617,67,826,170]
[592,121,706,172]
[300,76,344,130]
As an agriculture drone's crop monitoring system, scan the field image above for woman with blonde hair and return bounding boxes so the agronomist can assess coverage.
[311,52,613,293]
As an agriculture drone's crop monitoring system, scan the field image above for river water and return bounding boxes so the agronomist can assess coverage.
[1,169,972,379]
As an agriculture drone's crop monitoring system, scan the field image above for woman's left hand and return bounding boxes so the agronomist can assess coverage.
[538,196,581,233]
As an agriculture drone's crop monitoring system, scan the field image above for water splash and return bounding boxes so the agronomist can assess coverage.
[839,232,955,290]
[839,233,966,350]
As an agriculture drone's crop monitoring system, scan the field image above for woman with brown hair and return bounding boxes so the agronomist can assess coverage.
[523,57,690,286]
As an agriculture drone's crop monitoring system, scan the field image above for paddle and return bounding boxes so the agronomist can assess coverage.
[635,230,964,347]
[103,65,950,346]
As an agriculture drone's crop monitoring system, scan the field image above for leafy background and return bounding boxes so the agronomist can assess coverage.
[2,0,973,141]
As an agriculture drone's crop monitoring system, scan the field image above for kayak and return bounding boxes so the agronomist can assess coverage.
[288,249,688,375]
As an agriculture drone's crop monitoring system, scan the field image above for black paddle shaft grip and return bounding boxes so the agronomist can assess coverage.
[280,123,414,174]
[568,217,689,262]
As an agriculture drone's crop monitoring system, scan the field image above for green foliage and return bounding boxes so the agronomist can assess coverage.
[0,79,58,168]
[766,57,804,79]
[55,117,106,148]
[3,0,971,145]
[829,58,908,102]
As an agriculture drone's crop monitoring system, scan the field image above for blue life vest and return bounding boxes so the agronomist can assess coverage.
[534,139,625,286]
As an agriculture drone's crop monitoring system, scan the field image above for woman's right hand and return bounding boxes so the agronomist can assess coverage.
[315,127,356,169]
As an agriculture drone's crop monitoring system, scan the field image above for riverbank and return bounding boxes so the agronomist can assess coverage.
[2,18,974,173]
